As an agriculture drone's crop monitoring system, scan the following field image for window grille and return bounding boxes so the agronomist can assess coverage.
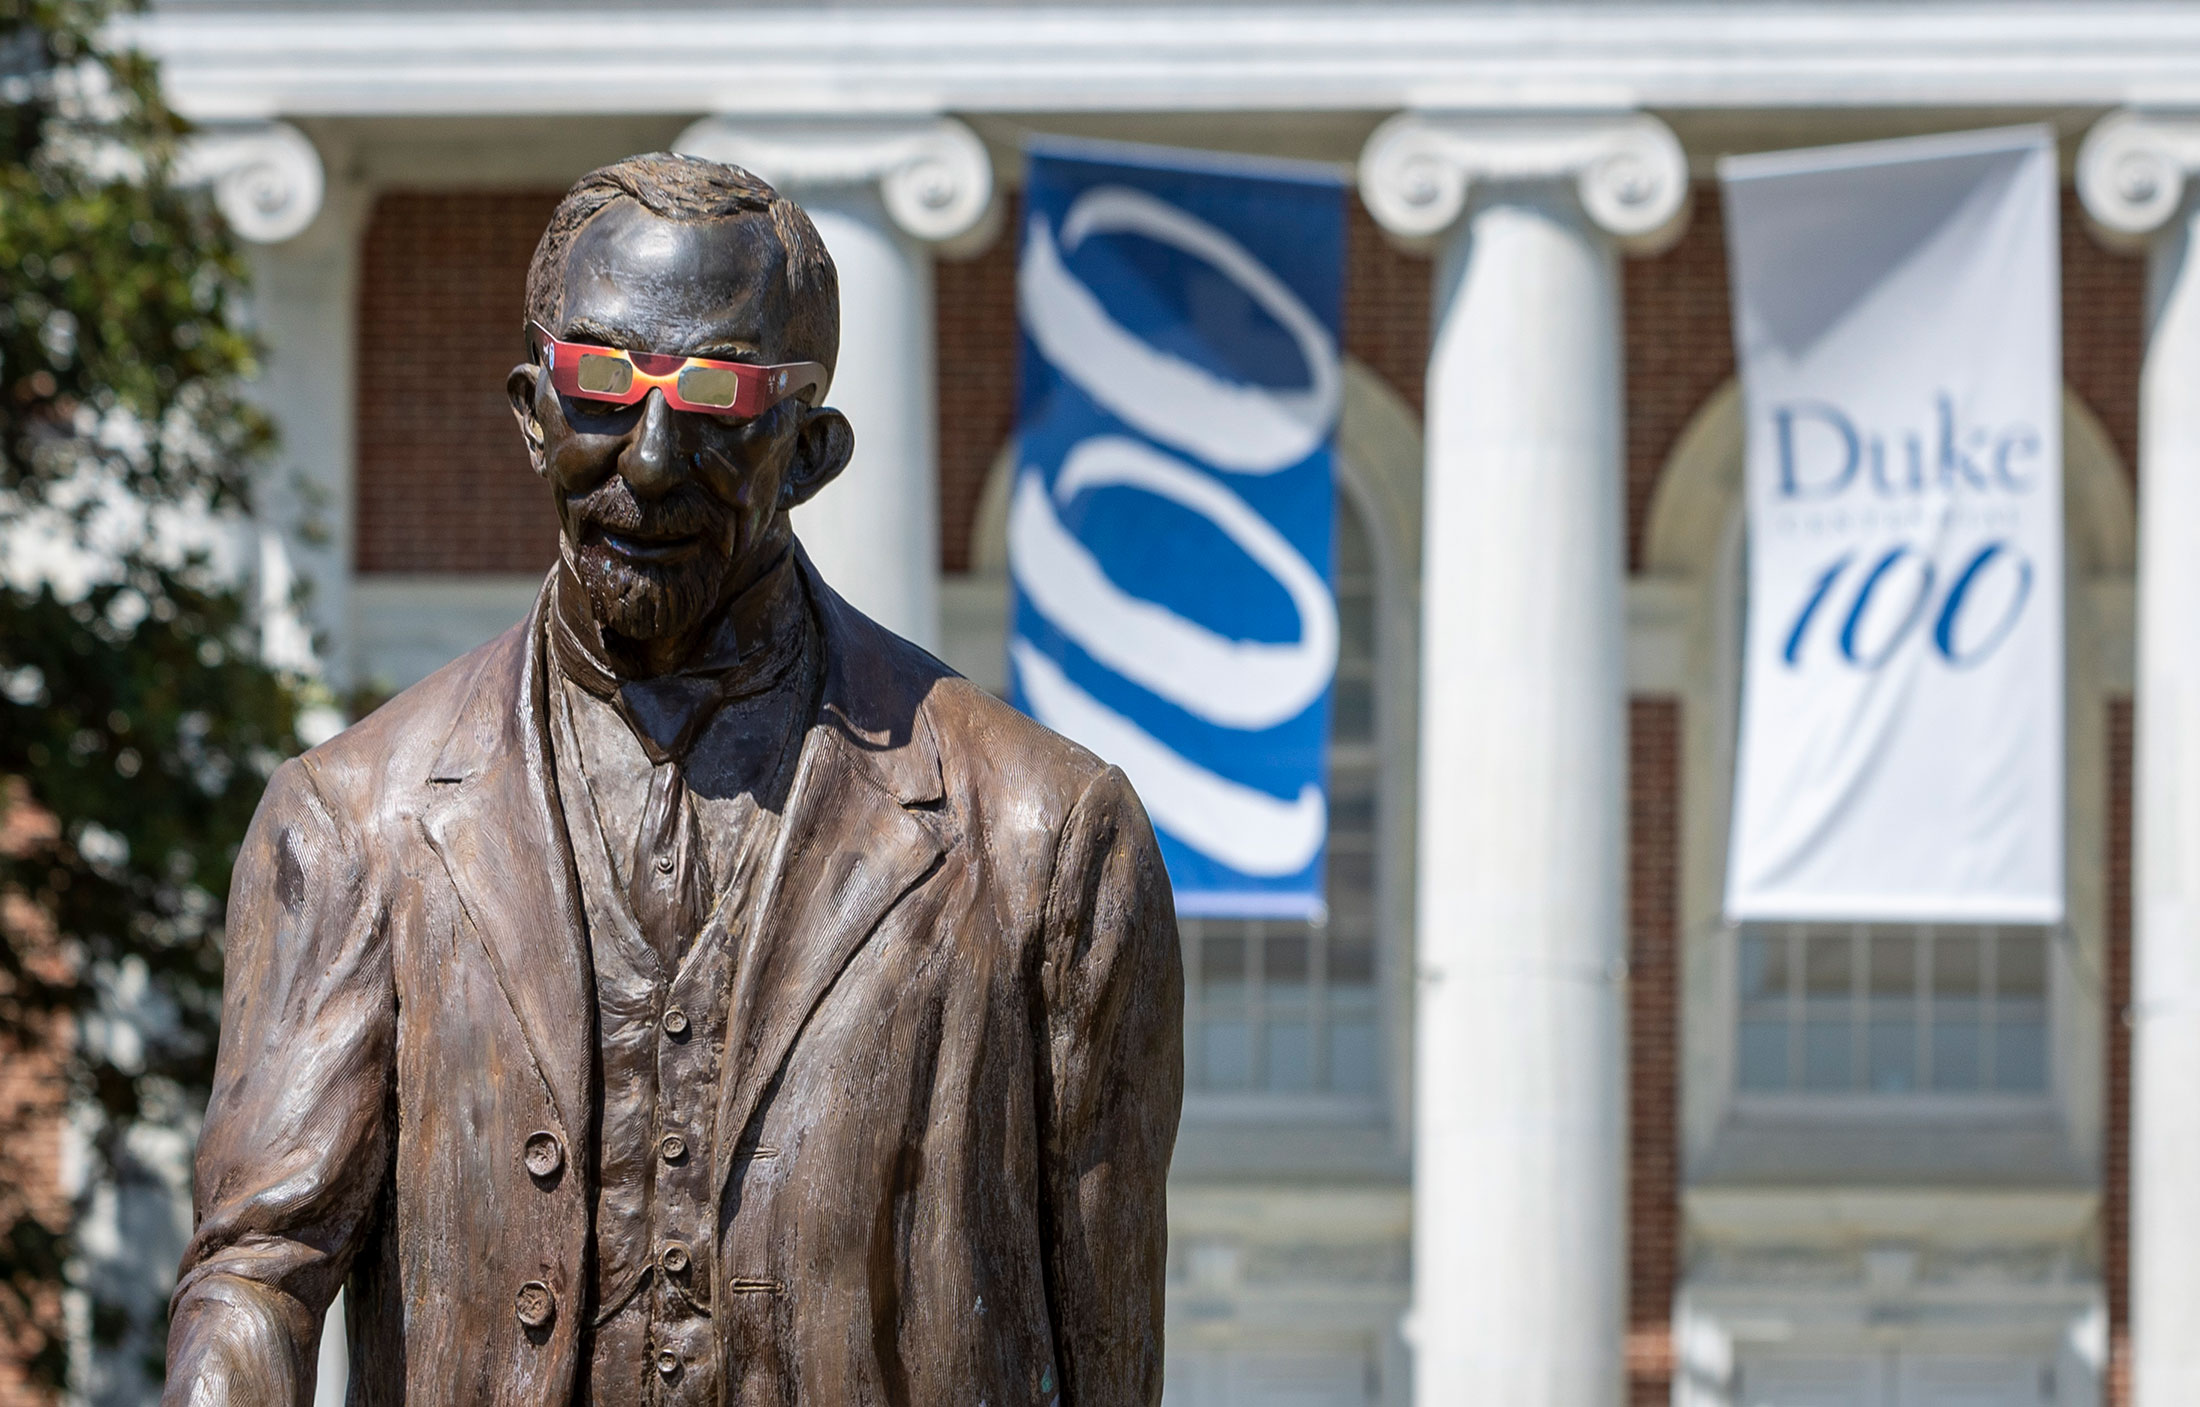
[1736,924,2049,1095]
[1180,494,1382,1100]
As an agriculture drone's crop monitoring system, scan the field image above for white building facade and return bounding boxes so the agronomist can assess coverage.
[132,4,2200,1404]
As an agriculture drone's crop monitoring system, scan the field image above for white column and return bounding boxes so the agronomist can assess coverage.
[674,116,996,652]
[241,176,365,716]
[2080,110,2200,1407]
[179,123,351,687]
[1358,112,1687,1407]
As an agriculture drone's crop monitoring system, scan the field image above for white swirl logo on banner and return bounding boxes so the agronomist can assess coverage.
[1009,152,1346,907]
[1019,188,1341,475]
[1007,438,1337,730]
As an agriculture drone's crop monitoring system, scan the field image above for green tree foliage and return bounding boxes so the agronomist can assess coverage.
[0,0,303,1388]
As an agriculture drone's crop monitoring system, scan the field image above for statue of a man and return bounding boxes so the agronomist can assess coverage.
[163,153,1183,1406]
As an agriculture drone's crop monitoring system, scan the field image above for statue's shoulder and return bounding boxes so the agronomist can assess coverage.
[295,615,531,812]
[813,580,1113,826]
[920,668,1112,800]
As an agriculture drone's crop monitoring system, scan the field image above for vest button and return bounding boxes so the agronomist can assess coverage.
[659,1132,688,1163]
[522,1131,563,1179]
[514,1280,555,1329]
[662,1007,689,1037]
[660,1241,691,1274]
[656,1349,681,1379]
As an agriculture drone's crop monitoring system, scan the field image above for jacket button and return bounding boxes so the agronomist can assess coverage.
[514,1280,555,1329]
[662,1007,689,1037]
[522,1131,563,1178]
[659,1241,691,1274]
[659,1132,688,1163]
[656,1349,682,1379]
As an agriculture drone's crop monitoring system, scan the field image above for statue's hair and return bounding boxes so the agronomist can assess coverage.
[523,151,839,374]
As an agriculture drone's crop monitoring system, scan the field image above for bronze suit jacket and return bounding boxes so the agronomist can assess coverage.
[163,561,1184,1406]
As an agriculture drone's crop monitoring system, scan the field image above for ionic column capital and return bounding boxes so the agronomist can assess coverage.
[177,121,325,244]
[673,115,994,247]
[1357,110,1689,253]
[2079,110,2200,247]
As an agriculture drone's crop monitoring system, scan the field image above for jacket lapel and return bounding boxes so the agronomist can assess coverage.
[712,558,948,1196]
[420,581,594,1146]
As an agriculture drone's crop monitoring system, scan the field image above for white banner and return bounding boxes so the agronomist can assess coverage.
[1722,126,2064,924]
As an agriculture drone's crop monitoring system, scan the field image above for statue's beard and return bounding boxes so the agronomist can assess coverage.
[564,478,734,644]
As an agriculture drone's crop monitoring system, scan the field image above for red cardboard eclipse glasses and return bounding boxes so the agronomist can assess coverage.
[529,322,828,419]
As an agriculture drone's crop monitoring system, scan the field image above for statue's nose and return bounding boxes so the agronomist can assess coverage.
[616,389,680,496]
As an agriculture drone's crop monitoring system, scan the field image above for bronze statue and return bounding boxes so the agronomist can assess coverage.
[162,153,1183,1405]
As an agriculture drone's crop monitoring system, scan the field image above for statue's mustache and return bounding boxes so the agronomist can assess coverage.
[569,478,726,542]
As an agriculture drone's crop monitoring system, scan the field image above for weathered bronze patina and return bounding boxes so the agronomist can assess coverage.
[163,153,1183,1406]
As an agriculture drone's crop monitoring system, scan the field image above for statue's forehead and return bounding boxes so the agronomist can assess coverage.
[559,201,787,356]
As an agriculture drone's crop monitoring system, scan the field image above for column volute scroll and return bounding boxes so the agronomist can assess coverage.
[1357,110,1691,254]
[175,121,327,245]
[2078,110,2200,248]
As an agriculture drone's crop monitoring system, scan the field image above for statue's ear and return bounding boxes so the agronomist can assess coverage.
[508,363,550,479]
[781,405,854,509]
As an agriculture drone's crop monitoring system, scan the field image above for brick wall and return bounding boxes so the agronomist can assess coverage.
[355,191,564,575]
[1623,188,1738,571]
[1626,698,1683,1406]
[1342,200,1430,418]
[936,212,1022,574]
[2065,192,2143,483]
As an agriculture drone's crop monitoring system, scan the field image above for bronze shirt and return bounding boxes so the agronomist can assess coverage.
[548,553,818,1402]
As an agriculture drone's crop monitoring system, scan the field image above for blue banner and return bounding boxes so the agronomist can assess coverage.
[1008,138,1346,918]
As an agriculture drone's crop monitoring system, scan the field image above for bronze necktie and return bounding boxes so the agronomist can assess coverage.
[617,674,721,968]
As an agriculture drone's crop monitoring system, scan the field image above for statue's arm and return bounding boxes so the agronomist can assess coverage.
[163,755,394,1406]
[1035,764,1185,1407]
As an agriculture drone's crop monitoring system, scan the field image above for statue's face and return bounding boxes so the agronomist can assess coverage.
[508,201,851,658]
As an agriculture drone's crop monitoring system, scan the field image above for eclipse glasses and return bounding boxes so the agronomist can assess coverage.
[530,322,829,419]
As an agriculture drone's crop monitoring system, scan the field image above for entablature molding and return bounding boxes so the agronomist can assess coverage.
[123,5,2200,123]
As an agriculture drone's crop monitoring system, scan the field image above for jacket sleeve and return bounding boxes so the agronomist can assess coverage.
[164,754,395,1407]
[1035,764,1184,1407]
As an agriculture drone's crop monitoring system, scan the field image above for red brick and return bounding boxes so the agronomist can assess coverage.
[1627,697,1682,1406]
[355,191,565,575]
[936,201,1022,573]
